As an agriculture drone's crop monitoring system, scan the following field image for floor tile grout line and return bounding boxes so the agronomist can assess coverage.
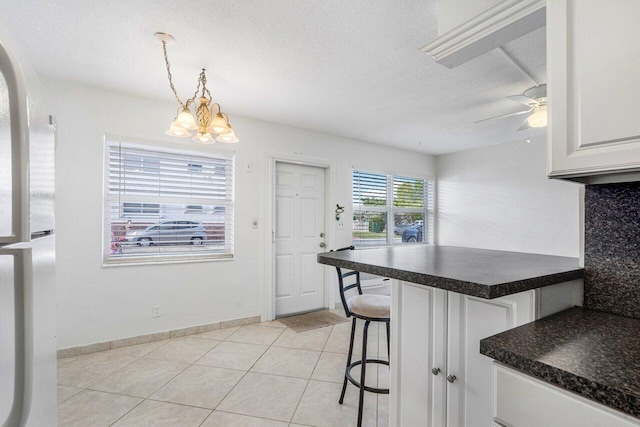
[196,323,286,426]
[86,354,191,396]
[58,354,141,390]
[205,325,287,416]
[108,398,147,427]
[289,377,311,425]
[211,408,300,425]
[290,331,330,424]
[56,385,84,405]
[141,333,247,409]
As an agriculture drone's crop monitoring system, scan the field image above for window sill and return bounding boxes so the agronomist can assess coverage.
[102,253,233,268]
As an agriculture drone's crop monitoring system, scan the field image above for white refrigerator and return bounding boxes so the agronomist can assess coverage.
[0,35,58,426]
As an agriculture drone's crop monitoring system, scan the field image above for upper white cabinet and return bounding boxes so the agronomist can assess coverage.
[548,0,640,183]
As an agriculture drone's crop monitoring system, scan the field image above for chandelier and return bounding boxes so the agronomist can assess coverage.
[155,32,238,144]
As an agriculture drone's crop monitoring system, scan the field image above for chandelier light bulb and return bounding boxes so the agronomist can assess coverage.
[216,125,238,143]
[209,113,231,134]
[177,107,198,130]
[193,131,215,144]
[166,121,191,137]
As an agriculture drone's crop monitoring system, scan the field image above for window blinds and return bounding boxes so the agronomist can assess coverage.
[104,139,234,263]
[352,169,434,246]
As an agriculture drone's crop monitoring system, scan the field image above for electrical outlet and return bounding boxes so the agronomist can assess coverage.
[152,305,161,318]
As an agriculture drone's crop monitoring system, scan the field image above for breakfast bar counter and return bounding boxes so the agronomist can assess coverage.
[317,245,585,426]
[317,245,584,299]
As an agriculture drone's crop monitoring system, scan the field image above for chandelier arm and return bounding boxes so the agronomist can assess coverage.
[221,112,230,124]
[162,42,185,107]
[210,103,221,114]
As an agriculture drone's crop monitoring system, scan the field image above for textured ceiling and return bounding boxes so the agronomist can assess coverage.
[0,0,546,155]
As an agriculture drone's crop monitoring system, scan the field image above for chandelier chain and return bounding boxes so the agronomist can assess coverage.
[162,42,185,107]
[190,75,202,105]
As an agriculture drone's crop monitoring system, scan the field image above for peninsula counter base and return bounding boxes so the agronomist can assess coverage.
[388,279,581,427]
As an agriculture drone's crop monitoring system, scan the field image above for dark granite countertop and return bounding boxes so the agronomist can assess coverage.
[480,307,640,418]
[317,245,583,299]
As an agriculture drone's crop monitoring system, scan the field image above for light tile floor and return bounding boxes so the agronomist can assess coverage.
[57,310,390,427]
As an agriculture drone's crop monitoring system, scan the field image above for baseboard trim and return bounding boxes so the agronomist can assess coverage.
[57,314,261,359]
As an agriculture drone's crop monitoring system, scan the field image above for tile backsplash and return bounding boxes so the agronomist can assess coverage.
[584,182,640,319]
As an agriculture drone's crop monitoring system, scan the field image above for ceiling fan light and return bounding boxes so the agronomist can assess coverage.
[527,109,547,128]
[166,121,191,137]
[177,107,198,130]
[215,126,238,143]
[208,113,231,134]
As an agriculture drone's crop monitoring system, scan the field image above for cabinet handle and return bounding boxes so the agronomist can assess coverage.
[446,374,457,383]
[431,367,441,375]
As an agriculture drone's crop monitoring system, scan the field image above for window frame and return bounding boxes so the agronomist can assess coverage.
[102,136,235,266]
[352,169,435,247]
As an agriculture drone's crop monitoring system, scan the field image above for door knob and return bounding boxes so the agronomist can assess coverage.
[431,367,441,376]
[319,242,326,248]
[446,374,457,383]
[320,232,325,238]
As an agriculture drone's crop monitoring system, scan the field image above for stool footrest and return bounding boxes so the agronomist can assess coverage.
[345,358,389,394]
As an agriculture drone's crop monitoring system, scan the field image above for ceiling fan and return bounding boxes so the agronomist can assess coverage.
[476,84,547,131]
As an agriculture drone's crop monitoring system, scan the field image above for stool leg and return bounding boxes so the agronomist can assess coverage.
[357,320,370,427]
[386,321,391,361]
[339,317,357,404]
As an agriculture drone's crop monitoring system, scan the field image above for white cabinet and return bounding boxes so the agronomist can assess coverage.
[390,280,580,427]
[494,364,640,427]
[390,283,447,427]
[547,0,640,182]
[390,281,544,427]
[445,291,535,426]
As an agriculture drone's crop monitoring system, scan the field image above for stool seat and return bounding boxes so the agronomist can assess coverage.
[347,294,391,319]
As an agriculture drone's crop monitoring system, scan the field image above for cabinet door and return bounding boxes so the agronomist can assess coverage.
[495,364,640,427]
[446,291,535,427]
[390,281,446,427]
[548,0,640,179]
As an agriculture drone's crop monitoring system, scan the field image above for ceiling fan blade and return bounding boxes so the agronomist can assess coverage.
[475,107,533,124]
[507,95,539,106]
[517,117,531,131]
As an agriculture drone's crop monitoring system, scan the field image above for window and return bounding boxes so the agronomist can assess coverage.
[352,170,434,247]
[104,139,234,264]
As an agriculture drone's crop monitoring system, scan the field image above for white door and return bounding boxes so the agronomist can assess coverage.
[275,162,326,316]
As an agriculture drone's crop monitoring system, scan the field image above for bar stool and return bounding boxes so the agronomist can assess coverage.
[332,246,390,427]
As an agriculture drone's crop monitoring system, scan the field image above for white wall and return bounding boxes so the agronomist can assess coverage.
[48,79,436,349]
[436,137,581,257]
